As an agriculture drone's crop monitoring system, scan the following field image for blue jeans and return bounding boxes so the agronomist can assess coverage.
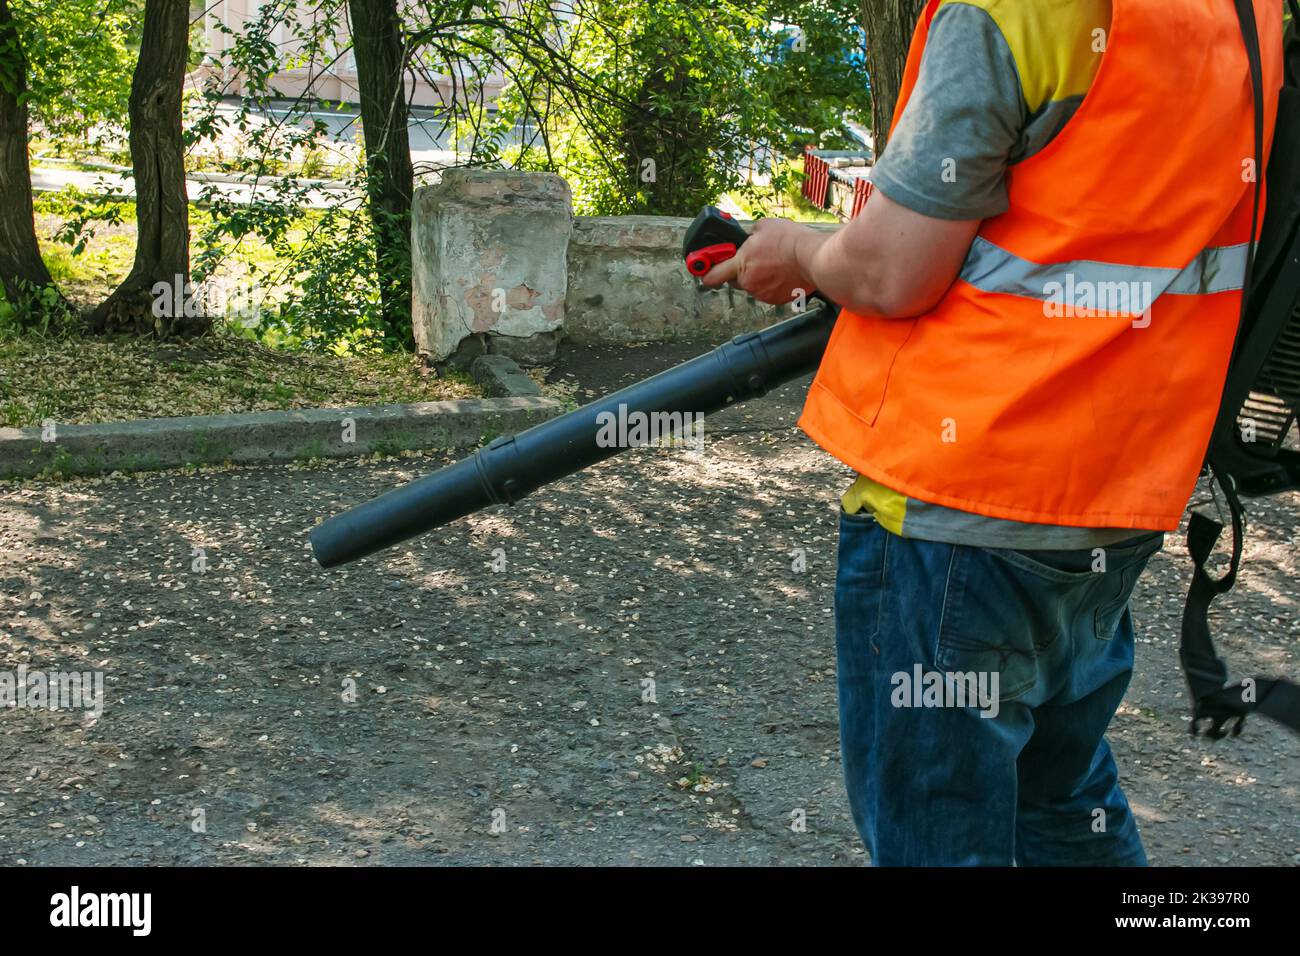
[834,509,1163,866]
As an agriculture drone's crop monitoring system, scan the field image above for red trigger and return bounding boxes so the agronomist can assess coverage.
[685,243,738,276]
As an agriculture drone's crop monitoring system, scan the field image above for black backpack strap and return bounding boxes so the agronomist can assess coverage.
[1180,0,1300,738]
[1179,468,1300,737]
[1234,0,1264,328]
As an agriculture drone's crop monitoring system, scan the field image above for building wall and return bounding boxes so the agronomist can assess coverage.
[199,0,505,108]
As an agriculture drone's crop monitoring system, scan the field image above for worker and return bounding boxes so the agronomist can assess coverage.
[702,0,1283,865]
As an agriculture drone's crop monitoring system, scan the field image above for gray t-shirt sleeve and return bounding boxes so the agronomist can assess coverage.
[869,2,1026,221]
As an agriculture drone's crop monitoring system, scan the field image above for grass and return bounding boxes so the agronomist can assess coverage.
[32,192,287,310]
[0,332,477,429]
[183,146,354,180]
[31,156,124,174]
[725,158,842,224]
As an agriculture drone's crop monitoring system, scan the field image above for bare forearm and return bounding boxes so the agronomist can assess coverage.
[796,192,981,318]
[795,223,899,318]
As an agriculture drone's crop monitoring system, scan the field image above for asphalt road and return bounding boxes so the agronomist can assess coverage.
[1,344,1296,866]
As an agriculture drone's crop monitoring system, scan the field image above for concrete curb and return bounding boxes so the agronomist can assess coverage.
[0,397,563,480]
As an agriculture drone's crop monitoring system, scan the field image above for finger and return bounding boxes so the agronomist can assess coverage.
[699,255,741,288]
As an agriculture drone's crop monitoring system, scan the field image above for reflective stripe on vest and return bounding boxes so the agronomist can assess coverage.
[961,237,1251,313]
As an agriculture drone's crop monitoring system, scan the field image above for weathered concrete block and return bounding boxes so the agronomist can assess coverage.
[412,169,572,362]
[470,354,543,398]
[565,215,774,345]
[410,171,840,349]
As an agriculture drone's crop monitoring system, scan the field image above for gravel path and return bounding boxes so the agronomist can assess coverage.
[1,344,1296,866]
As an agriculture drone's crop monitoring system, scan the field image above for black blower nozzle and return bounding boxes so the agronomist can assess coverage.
[310,207,838,568]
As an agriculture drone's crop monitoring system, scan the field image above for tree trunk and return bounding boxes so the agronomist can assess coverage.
[622,51,693,216]
[89,0,201,336]
[861,0,926,153]
[0,0,66,309]
[349,0,414,344]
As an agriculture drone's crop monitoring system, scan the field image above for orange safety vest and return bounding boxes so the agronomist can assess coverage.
[799,0,1283,531]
